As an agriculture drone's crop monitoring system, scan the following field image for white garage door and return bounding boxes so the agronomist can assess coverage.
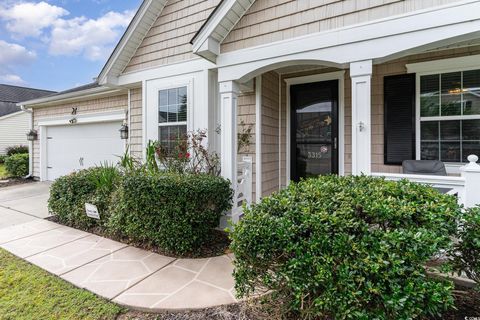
[46,121,124,181]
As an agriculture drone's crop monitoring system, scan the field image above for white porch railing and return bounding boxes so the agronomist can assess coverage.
[372,155,480,208]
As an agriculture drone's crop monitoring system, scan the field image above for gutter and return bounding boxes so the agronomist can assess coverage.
[20,105,34,178]
[17,86,123,108]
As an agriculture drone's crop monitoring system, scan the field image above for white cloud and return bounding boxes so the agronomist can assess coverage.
[0,1,68,38]
[49,10,134,61]
[0,39,36,65]
[0,74,26,85]
[0,1,134,61]
[0,40,35,85]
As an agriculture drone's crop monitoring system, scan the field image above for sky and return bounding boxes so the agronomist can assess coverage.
[0,0,142,92]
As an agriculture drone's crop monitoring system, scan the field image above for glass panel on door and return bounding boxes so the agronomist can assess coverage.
[291,80,338,181]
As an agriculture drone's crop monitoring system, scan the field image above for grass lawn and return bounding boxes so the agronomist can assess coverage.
[0,164,7,179]
[0,248,124,320]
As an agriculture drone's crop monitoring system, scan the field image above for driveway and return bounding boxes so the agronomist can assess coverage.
[0,182,51,229]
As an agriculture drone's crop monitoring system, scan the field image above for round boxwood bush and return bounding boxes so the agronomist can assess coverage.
[109,171,233,255]
[4,153,29,177]
[48,166,120,229]
[452,206,480,284]
[230,175,461,319]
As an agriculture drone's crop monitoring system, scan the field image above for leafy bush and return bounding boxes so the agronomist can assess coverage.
[109,172,233,254]
[230,175,461,319]
[5,145,28,156]
[4,153,29,177]
[452,207,480,284]
[48,167,119,229]
[0,155,6,164]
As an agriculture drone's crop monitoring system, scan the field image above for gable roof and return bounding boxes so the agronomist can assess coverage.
[191,0,254,62]
[0,84,55,117]
[98,0,167,85]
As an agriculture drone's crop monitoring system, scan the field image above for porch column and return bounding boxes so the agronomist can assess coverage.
[350,60,372,175]
[219,81,239,186]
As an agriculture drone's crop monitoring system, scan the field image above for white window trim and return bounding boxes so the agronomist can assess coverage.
[412,56,480,173]
[284,70,345,183]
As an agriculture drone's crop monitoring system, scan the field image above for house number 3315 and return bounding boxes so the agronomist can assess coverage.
[308,152,323,159]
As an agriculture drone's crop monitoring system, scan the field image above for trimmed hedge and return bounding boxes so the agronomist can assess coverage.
[109,172,233,254]
[6,145,28,156]
[4,153,29,177]
[230,175,461,319]
[49,168,233,255]
[48,168,115,229]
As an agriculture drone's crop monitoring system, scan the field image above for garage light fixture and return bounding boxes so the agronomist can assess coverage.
[120,123,129,140]
[26,129,38,141]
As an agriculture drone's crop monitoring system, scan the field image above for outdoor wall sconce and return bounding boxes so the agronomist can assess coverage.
[120,123,129,140]
[26,129,38,141]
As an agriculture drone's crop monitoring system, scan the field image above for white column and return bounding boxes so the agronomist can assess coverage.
[219,81,239,186]
[461,155,480,208]
[350,60,372,175]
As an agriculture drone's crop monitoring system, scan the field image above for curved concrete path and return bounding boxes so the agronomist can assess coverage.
[0,219,238,312]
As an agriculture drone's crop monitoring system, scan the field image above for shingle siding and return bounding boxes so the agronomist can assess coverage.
[123,0,222,73]
[221,0,462,53]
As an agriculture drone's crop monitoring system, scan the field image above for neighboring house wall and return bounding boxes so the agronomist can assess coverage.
[0,112,30,155]
[123,0,222,73]
[129,87,143,159]
[221,0,462,53]
[32,94,128,178]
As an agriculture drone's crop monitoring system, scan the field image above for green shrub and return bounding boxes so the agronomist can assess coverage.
[4,153,29,177]
[452,206,480,284]
[5,145,28,156]
[0,155,7,164]
[230,175,461,319]
[109,172,233,254]
[48,167,119,229]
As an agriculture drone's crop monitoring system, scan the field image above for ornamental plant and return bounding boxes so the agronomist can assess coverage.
[4,153,29,177]
[451,206,480,285]
[155,129,220,176]
[230,175,461,319]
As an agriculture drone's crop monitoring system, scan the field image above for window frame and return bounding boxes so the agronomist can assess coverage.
[411,59,480,173]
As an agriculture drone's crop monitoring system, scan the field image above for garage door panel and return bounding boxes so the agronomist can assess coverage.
[46,122,124,181]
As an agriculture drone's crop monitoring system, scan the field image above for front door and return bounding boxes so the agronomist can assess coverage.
[290,80,339,181]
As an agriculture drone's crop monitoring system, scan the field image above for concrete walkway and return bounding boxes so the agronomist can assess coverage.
[0,219,237,312]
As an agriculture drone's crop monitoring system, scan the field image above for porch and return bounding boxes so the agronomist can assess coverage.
[218,45,480,222]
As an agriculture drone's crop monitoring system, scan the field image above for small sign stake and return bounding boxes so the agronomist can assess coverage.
[85,203,100,220]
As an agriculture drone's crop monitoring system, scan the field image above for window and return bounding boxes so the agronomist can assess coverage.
[420,69,480,163]
[158,87,187,153]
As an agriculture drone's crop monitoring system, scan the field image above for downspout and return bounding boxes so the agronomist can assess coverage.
[20,105,34,178]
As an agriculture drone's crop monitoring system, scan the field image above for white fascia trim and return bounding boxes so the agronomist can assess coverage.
[192,0,254,56]
[406,54,480,74]
[37,110,126,127]
[0,110,24,121]
[217,0,480,81]
[98,0,167,85]
[19,87,124,107]
[117,58,216,86]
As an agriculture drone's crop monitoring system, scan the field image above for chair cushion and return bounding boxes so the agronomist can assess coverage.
[402,160,447,176]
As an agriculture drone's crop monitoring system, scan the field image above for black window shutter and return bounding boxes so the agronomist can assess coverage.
[384,74,416,165]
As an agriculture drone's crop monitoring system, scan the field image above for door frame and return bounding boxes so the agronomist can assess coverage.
[285,70,345,183]
[38,110,126,181]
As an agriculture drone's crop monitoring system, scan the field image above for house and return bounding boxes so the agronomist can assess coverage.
[19,0,480,217]
[0,84,55,155]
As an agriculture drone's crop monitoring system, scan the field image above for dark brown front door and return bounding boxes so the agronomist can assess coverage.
[290,80,339,181]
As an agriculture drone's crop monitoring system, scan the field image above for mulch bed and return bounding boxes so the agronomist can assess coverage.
[0,177,35,188]
[46,216,231,259]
